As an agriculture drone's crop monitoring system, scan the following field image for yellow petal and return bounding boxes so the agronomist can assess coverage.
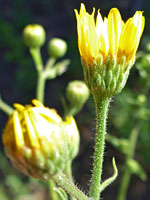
[75,3,98,65]
[24,110,40,148]
[75,4,145,65]
[13,111,24,149]
[119,11,144,60]
[29,109,56,142]
[13,103,24,111]
[96,10,106,54]
[87,9,97,58]
[101,17,109,55]
[96,10,103,38]
[31,107,62,124]
[107,8,122,56]
[32,99,44,107]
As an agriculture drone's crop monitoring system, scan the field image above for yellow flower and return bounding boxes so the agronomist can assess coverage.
[3,99,69,180]
[75,3,145,66]
[63,116,80,160]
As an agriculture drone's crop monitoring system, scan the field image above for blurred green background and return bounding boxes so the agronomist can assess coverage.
[0,0,150,199]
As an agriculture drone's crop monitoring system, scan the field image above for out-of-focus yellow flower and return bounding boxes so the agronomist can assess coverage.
[3,99,70,180]
[63,116,80,160]
[75,3,145,66]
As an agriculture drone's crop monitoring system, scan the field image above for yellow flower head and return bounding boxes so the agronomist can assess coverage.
[75,3,145,66]
[63,116,80,160]
[3,99,70,179]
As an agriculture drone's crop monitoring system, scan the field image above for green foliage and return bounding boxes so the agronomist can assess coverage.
[109,36,150,166]
[126,159,147,181]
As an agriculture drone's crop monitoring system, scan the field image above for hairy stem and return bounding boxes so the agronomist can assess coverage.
[64,160,76,200]
[89,97,110,200]
[53,173,89,200]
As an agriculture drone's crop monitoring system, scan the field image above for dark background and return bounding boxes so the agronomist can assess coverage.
[0,0,150,199]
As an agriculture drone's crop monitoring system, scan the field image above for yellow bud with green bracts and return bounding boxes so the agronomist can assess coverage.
[2,99,69,180]
[66,80,90,106]
[23,24,46,48]
[48,38,67,58]
[63,116,80,160]
[75,4,145,99]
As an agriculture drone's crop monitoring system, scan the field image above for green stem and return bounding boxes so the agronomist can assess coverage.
[117,126,139,200]
[0,97,14,116]
[117,168,131,200]
[64,161,76,200]
[36,71,46,103]
[30,47,43,71]
[30,47,46,103]
[129,127,139,158]
[45,57,56,71]
[53,173,89,200]
[49,179,59,200]
[65,105,82,117]
[89,97,110,200]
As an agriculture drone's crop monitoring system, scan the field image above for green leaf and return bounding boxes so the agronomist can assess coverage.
[44,59,70,79]
[99,157,118,193]
[126,158,147,181]
[106,134,130,155]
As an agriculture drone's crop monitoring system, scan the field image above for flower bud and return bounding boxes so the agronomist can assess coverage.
[48,38,67,58]
[66,80,90,106]
[63,116,80,160]
[23,24,46,48]
[2,100,69,180]
[137,94,146,104]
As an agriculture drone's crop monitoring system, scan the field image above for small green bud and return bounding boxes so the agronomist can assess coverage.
[23,24,46,48]
[66,80,90,106]
[48,38,67,58]
[137,94,146,104]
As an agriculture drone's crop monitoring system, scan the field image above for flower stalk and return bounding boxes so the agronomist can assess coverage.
[30,47,46,103]
[89,97,110,200]
[0,96,14,116]
[53,173,89,200]
[64,160,77,200]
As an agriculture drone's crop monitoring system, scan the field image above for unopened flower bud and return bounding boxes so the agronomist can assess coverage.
[63,116,80,160]
[137,94,146,104]
[48,38,67,58]
[23,24,46,48]
[2,99,69,180]
[66,80,90,106]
